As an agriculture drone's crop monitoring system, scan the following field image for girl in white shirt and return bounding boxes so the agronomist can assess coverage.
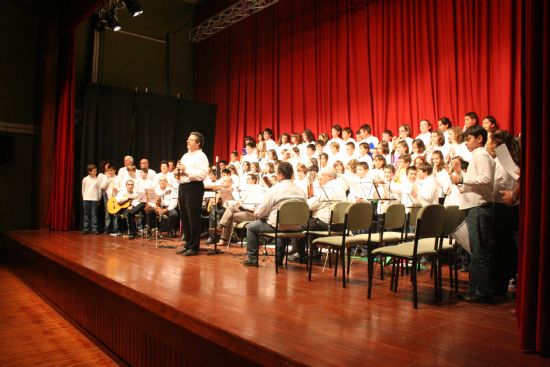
[447,126,472,163]
[431,151,452,204]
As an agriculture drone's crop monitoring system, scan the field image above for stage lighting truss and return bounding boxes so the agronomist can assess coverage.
[96,0,143,32]
[189,0,279,43]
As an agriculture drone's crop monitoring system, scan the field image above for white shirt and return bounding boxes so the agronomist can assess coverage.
[434,169,452,198]
[115,189,140,207]
[239,183,265,211]
[459,147,495,210]
[242,151,258,163]
[448,143,472,162]
[493,157,519,204]
[416,132,432,147]
[357,154,373,169]
[153,172,177,188]
[347,175,374,202]
[264,138,278,152]
[359,135,379,149]
[416,175,439,206]
[255,179,307,227]
[82,175,101,201]
[153,186,178,211]
[117,167,130,181]
[179,149,209,183]
[308,179,346,223]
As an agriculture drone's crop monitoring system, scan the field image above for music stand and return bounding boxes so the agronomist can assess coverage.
[155,188,178,249]
[205,186,226,255]
[316,185,341,203]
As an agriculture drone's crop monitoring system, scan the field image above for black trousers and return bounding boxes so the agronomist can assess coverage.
[492,203,519,295]
[178,181,205,251]
[119,202,146,235]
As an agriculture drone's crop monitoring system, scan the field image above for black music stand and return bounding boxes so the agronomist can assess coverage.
[206,187,225,255]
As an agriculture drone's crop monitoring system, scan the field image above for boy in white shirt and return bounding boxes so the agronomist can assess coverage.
[415,163,439,206]
[82,164,101,234]
[451,125,495,302]
[347,162,372,202]
[342,141,358,165]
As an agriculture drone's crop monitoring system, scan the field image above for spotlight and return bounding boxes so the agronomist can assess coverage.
[123,0,143,17]
[105,11,121,31]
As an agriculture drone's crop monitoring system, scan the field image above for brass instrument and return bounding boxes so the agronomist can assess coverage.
[306,171,316,199]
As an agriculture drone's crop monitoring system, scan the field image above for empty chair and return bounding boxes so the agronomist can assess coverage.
[368,204,445,308]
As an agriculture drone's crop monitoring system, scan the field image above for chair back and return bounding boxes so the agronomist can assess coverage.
[408,205,422,226]
[383,203,406,230]
[415,204,445,239]
[442,205,461,236]
[277,200,310,226]
[345,202,373,232]
[330,201,351,225]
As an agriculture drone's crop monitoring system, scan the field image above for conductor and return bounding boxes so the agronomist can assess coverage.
[175,132,209,256]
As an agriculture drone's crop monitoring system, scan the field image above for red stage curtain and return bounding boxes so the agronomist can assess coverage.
[517,0,550,355]
[195,0,523,159]
[46,1,100,230]
[47,33,76,231]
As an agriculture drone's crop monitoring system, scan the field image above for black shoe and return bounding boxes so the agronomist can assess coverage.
[243,259,259,267]
[183,249,199,256]
[175,245,186,254]
[458,293,495,304]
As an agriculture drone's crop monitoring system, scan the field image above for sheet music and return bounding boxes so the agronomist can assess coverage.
[495,144,520,180]
[145,188,156,203]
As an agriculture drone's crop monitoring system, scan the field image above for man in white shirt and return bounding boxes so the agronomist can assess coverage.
[217,173,264,246]
[117,155,134,181]
[139,158,156,180]
[115,179,142,239]
[153,161,177,188]
[151,177,179,237]
[290,167,346,262]
[243,162,307,267]
[175,132,210,256]
[451,125,495,302]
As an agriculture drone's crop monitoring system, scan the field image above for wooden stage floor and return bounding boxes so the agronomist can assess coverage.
[1,230,548,367]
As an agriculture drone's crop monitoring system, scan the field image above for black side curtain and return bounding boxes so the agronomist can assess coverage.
[79,84,217,176]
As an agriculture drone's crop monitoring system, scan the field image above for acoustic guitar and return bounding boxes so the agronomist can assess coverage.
[107,196,131,214]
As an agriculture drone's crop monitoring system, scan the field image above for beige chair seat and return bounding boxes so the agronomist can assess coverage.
[368,231,403,243]
[313,235,369,248]
[372,238,440,257]
[263,232,306,239]
[417,237,454,251]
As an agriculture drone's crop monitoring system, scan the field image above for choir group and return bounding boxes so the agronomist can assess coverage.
[81,111,520,302]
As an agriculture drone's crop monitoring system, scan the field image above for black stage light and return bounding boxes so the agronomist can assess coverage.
[123,0,143,17]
